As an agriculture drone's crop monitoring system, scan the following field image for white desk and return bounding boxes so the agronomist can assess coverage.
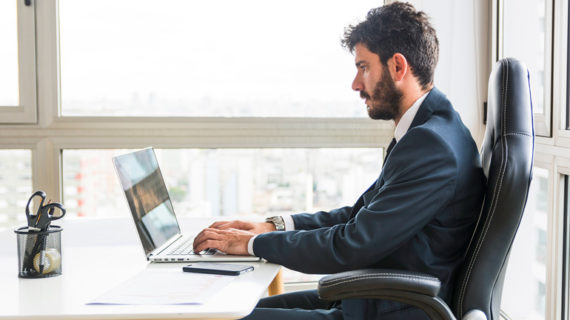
[0,217,281,319]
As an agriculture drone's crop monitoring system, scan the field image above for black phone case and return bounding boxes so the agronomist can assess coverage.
[182,263,254,276]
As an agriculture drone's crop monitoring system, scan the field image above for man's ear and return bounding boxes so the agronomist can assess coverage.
[389,53,408,82]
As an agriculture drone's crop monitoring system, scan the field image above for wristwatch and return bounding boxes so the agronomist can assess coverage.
[265,216,286,231]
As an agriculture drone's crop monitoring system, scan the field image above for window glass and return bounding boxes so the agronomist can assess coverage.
[0,150,32,230]
[0,1,19,106]
[62,148,381,218]
[501,167,548,320]
[59,0,380,117]
[567,4,570,130]
[503,0,548,115]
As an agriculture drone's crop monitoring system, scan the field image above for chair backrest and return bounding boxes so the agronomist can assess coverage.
[452,58,535,319]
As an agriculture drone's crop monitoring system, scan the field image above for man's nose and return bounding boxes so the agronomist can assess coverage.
[352,76,363,92]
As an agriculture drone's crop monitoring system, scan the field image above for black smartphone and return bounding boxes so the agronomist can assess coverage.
[182,263,254,276]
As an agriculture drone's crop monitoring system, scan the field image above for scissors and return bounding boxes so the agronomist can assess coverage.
[25,191,66,231]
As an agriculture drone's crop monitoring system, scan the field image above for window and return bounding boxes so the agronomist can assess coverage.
[0,1,37,123]
[62,148,381,218]
[58,0,380,117]
[1,0,399,231]
[0,150,32,230]
[567,1,570,130]
[501,167,549,320]
[0,1,19,107]
[501,0,553,136]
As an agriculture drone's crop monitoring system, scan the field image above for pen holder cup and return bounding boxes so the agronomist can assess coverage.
[15,225,62,278]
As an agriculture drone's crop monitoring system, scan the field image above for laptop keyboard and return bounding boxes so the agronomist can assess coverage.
[167,238,215,255]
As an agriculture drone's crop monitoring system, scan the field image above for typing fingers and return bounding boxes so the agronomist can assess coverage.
[210,220,247,230]
[193,228,226,252]
[194,239,226,254]
[208,221,230,228]
[209,220,246,230]
[193,228,252,255]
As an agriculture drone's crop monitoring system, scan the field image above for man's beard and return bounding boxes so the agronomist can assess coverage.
[360,66,403,120]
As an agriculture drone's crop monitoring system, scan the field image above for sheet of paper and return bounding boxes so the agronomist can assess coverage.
[88,268,235,305]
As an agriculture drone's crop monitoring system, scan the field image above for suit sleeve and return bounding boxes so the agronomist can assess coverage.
[291,180,376,230]
[291,206,353,230]
[291,181,376,230]
[253,128,458,274]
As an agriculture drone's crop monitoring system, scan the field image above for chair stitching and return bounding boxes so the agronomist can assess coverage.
[320,273,439,289]
[458,59,510,315]
[504,132,531,137]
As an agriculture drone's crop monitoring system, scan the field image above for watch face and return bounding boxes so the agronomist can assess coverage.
[266,216,285,231]
[275,219,285,231]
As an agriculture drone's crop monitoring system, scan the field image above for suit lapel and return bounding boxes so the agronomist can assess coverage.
[376,89,448,188]
[408,87,445,130]
[382,138,397,168]
[350,88,449,218]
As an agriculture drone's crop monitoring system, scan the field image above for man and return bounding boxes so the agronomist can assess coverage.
[193,2,484,319]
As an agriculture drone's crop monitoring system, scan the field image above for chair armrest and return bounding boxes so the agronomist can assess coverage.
[318,269,456,320]
[318,269,441,299]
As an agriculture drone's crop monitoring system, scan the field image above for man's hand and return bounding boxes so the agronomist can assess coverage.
[192,228,254,255]
[208,220,276,234]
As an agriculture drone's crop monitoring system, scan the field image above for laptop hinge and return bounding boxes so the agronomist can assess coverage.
[150,233,184,257]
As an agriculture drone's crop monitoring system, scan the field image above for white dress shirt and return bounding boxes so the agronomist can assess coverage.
[394,91,429,142]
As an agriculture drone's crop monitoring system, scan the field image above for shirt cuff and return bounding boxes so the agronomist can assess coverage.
[282,215,295,231]
[247,235,257,256]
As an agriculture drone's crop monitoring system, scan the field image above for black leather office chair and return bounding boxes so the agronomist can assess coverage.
[318,58,535,320]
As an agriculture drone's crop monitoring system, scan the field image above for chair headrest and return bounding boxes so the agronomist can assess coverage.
[481,58,534,175]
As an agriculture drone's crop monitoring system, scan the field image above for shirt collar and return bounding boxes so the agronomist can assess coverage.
[394,91,430,142]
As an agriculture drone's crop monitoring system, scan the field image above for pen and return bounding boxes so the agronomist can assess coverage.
[26,233,42,274]
[37,202,54,274]
[34,200,49,228]
[33,209,43,231]
[38,234,47,274]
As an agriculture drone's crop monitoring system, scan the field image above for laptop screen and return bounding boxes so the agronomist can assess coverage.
[112,148,181,255]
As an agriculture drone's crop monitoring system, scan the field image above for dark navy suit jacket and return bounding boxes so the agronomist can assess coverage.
[253,88,485,319]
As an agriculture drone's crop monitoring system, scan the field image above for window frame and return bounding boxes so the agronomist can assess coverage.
[560,175,570,319]
[555,0,570,146]
[556,161,570,320]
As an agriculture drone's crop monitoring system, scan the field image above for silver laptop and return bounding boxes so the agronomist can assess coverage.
[112,147,260,263]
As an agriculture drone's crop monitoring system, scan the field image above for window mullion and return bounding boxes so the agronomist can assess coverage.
[32,139,61,203]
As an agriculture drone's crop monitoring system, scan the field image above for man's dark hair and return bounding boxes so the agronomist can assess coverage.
[342,2,439,89]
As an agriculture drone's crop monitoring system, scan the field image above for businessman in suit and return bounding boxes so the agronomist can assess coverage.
[193,2,485,319]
